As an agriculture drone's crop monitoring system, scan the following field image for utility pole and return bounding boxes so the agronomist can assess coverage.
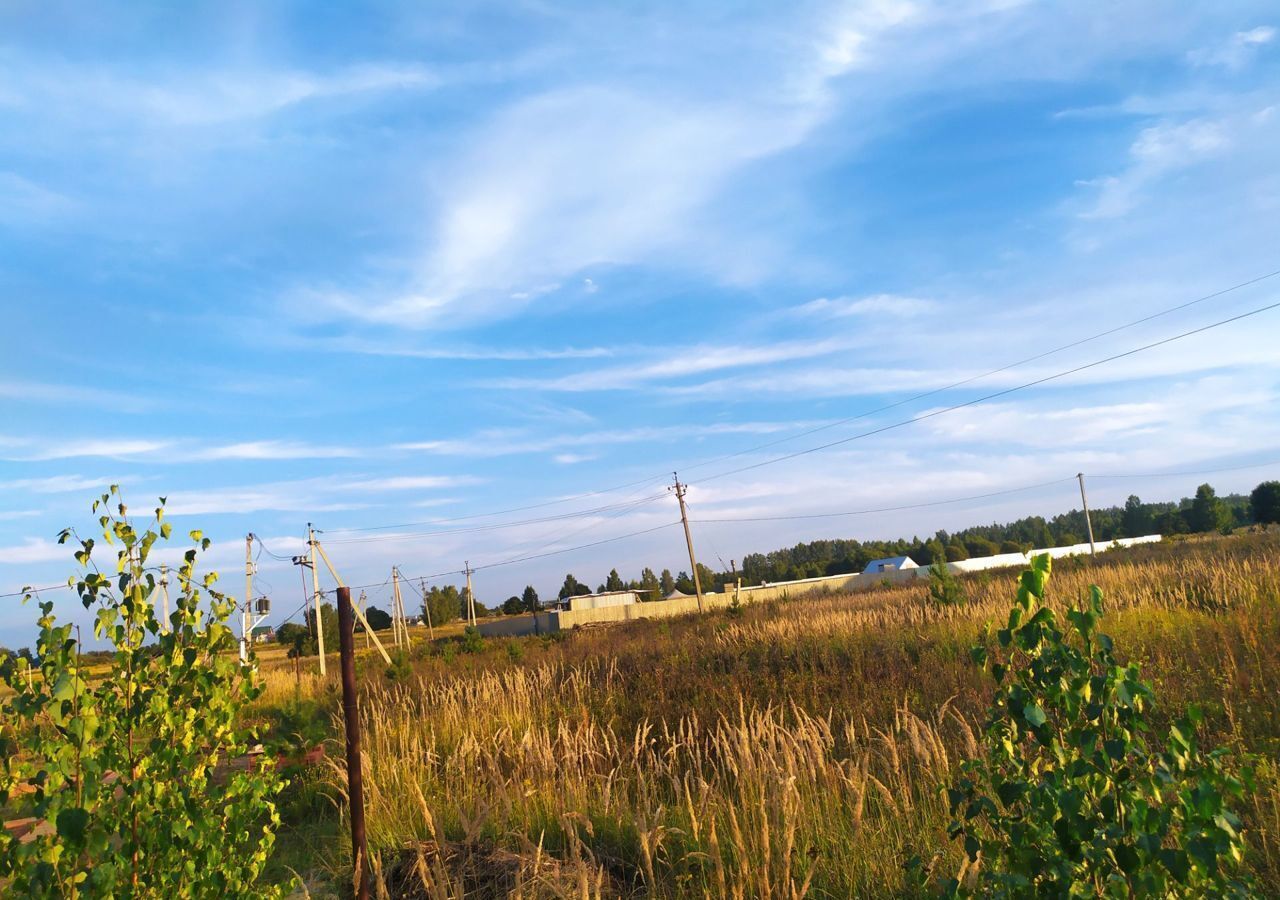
[358,591,370,649]
[670,472,705,613]
[241,534,254,662]
[421,578,434,641]
[158,564,170,633]
[335,586,370,900]
[308,524,326,676]
[391,566,407,648]
[1078,473,1097,555]
[464,562,476,627]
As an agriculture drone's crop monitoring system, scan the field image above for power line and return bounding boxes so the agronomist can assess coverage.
[314,267,1280,538]
[674,267,1280,476]
[319,493,668,544]
[1088,457,1280,479]
[692,297,1280,486]
[691,477,1077,524]
[470,522,682,573]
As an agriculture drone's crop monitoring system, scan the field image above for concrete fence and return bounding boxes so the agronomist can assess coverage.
[476,535,1163,638]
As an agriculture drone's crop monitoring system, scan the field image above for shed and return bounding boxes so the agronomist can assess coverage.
[862,555,919,575]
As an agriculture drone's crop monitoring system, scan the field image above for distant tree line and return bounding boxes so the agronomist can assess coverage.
[735,481,1273,586]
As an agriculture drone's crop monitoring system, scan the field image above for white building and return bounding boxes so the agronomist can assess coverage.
[862,555,920,574]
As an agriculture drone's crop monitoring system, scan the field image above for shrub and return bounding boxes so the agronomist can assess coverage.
[943,554,1252,897]
[927,560,966,608]
[0,489,285,897]
[461,625,485,654]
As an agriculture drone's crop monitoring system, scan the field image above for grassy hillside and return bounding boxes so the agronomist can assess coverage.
[258,533,1280,897]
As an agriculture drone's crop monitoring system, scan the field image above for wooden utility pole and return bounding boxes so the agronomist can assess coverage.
[670,473,705,613]
[241,533,254,662]
[1077,473,1097,555]
[308,524,326,676]
[158,564,170,633]
[335,586,370,900]
[464,562,476,626]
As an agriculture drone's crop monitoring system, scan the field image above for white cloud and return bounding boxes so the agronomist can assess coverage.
[0,475,122,494]
[0,537,67,565]
[793,293,937,318]
[1187,25,1275,70]
[2,58,438,127]
[396,421,827,459]
[193,440,364,461]
[343,476,481,491]
[13,439,173,462]
[1078,118,1231,219]
[0,172,75,226]
[553,453,597,465]
[489,336,864,392]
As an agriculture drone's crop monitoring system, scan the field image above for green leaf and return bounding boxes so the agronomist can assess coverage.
[56,806,90,843]
[1023,703,1047,729]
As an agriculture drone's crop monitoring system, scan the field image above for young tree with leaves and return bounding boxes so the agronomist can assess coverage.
[0,489,285,897]
[938,555,1252,896]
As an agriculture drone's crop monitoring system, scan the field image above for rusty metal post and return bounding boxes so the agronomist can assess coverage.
[336,586,370,900]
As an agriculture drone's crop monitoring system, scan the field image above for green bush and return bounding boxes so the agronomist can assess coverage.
[460,625,485,654]
[942,554,1252,897]
[0,489,285,897]
[927,560,967,608]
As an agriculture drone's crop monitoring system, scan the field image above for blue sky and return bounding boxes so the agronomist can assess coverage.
[3,2,1280,645]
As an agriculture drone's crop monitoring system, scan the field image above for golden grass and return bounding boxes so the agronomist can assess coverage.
[265,534,1280,897]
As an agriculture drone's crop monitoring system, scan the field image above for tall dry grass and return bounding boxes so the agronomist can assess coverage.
[283,534,1280,897]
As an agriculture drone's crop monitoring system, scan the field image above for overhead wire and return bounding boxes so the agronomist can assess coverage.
[313,267,1280,538]
[319,492,669,544]
[673,267,1280,477]
[690,476,1078,524]
[691,297,1280,485]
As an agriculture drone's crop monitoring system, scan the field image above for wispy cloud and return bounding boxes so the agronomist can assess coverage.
[1,57,439,127]
[792,293,937,319]
[396,421,827,459]
[1187,25,1275,71]
[487,336,865,392]
[192,441,364,461]
[0,475,125,494]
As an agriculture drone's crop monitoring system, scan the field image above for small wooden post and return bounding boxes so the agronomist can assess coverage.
[336,586,370,900]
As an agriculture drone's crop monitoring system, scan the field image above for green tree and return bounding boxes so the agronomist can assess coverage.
[604,568,625,591]
[361,605,392,632]
[275,621,313,656]
[1188,483,1231,533]
[1251,480,1280,525]
[923,538,947,565]
[964,536,998,559]
[674,571,695,593]
[421,584,460,627]
[999,539,1028,555]
[927,560,966,607]
[638,567,660,600]
[945,542,969,562]
[521,584,540,612]
[1122,494,1152,537]
[942,555,1252,897]
[501,595,523,615]
[558,573,583,600]
[0,489,284,897]
[306,601,338,657]
[659,568,675,595]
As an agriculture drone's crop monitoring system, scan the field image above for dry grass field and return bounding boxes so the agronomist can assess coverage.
[253,533,1280,897]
